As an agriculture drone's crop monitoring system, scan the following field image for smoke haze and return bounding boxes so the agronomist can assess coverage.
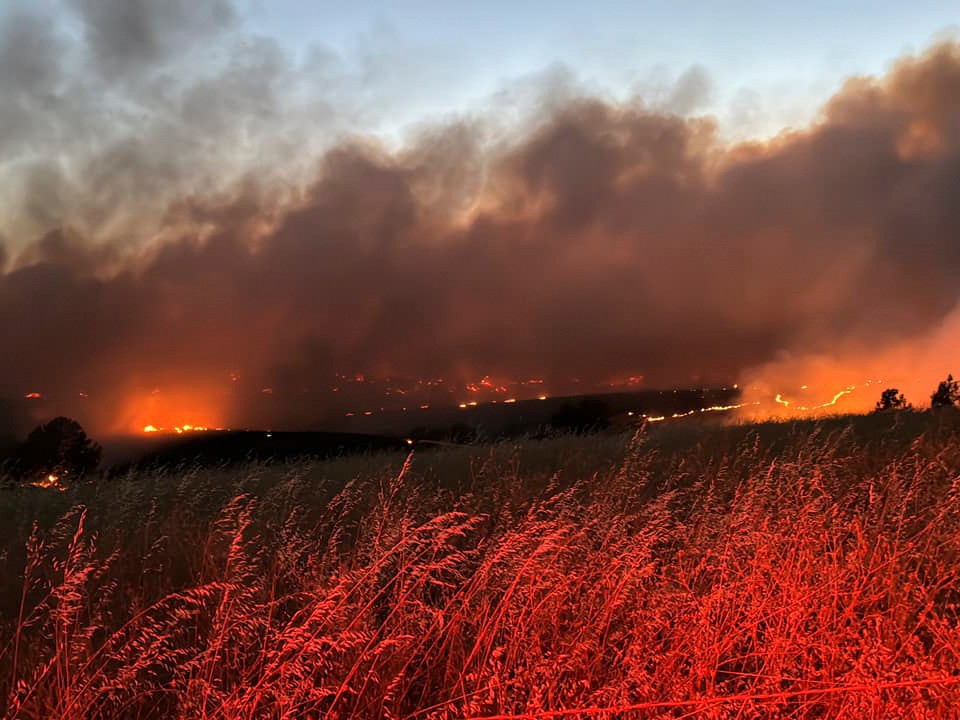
[3,0,960,434]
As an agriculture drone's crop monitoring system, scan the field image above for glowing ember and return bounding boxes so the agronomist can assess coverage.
[465,377,510,394]
[142,424,212,435]
[31,474,67,492]
[24,392,42,399]
[700,403,751,412]
[774,386,857,412]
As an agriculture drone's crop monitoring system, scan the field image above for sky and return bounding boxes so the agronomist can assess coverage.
[2,0,960,436]
[241,0,959,139]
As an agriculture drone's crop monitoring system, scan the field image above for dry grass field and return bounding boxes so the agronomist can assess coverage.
[3,412,960,718]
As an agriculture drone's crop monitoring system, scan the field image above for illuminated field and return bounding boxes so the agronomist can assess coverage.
[3,412,960,718]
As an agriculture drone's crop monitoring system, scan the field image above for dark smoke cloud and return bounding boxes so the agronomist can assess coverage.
[0,0,456,254]
[2,0,960,433]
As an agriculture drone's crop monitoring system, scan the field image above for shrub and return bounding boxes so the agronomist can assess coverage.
[875,387,910,411]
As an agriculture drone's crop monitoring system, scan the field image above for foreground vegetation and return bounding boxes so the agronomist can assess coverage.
[3,411,960,718]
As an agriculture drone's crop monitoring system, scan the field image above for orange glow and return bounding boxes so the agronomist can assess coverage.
[111,371,872,436]
[142,424,212,435]
[701,402,752,413]
[466,377,510,393]
[121,386,226,436]
[31,474,67,492]
[24,392,42,399]
[774,386,857,412]
[606,375,644,388]
[618,402,757,426]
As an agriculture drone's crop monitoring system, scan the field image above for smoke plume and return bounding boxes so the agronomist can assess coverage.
[2,0,960,434]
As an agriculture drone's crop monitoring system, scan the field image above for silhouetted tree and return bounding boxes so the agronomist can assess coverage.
[931,375,960,409]
[875,388,910,412]
[12,417,101,485]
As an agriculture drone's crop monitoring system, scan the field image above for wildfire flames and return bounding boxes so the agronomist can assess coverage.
[143,424,215,434]
[23,371,889,438]
[774,386,857,411]
[30,474,67,492]
[1,34,960,447]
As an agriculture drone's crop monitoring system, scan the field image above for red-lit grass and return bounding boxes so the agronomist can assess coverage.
[3,415,960,718]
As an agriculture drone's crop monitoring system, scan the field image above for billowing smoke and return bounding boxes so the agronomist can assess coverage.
[2,0,960,435]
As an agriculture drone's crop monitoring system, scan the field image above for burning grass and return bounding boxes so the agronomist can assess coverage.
[3,413,960,717]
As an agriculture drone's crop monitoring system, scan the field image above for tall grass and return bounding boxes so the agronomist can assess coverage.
[3,416,960,718]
